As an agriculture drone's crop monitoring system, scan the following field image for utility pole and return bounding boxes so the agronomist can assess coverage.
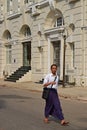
[62,35,66,87]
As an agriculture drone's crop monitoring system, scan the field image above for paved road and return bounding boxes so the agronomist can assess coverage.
[0,86,87,130]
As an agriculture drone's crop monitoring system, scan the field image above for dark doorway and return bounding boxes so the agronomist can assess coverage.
[23,42,31,67]
[52,41,61,76]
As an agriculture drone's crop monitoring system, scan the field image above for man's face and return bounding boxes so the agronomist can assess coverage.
[51,66,57,74]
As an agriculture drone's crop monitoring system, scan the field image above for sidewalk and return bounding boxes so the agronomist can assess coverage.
[0,79,87,101]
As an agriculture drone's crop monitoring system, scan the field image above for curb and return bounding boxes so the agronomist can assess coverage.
[59,94,78,100]
[59,94,87,102]
[77,97,87,102]
[0,82,87,102]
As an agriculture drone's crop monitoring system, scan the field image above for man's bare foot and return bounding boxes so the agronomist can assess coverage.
[61,120,69,126]
[44,118,49,123]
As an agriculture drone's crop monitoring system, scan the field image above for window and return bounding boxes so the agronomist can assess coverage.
[1,4,3,11]
[7,0,13,12]
[54,17,64,27]
[70,43,75,68]
[24,27,31,37]
[0,4,3,18]
[7,32,11,40]
[7,0,10,12]
[18,6,20,11]
[6,45,12,64]
[10,0,13,6]
[24,0,35,4]
[24,0,28,4]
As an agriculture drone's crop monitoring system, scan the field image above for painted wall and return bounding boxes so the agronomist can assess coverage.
[0,0,87,86]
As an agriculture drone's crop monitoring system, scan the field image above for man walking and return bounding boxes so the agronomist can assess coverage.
[43,64,69,125]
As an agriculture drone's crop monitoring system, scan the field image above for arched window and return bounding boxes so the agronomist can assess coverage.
[3,30,12,64]
[54,17,64,27]
[24,26,31,37]
[7,32,11,40]
[3,30,11,40]
[20,25,31,37]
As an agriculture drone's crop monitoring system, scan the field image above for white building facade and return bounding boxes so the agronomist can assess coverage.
[0,0,87,86]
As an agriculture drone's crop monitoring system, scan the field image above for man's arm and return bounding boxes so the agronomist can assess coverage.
[43,74,57,87]
[43,82,56,87]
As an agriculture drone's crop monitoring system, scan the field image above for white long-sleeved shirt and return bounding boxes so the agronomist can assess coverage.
[43,73,59,90]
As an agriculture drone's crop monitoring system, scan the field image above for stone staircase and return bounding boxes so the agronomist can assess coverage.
[4,66,31,82]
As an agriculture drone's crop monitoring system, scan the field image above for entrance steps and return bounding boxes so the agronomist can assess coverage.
[4,66,31,82]
[17,70,32,82]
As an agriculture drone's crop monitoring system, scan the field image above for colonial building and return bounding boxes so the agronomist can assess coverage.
[0,0,87,86]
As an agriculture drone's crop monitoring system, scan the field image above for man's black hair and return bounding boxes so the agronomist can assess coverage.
[51,64,57,69]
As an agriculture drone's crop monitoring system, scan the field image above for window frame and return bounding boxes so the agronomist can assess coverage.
[54,17,64,27]
[6,45,12,64]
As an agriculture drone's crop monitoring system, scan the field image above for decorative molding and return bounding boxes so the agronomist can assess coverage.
[25,4,40,16]
[37,0,49,8]
[25,0,56,16]
[44,26,64,35]
[25,2,33,13]
[44,26,65,42]
[81,26,87,30]
[0,39,4,45]
[66,35,74,43]
[37,24,42,36]
[48,0,55,10]
[31,5,40,16]
[25,0,49,13]
[38,40,43,48]
[25,6,32,13]
[19,36,32,43]
[68,0,79,4]
[0,16,4,23]
[7,11,22,20]
[3,39,19,46]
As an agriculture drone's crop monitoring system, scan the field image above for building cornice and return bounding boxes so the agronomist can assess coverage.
[68,0,80,4]
[25,0,55,16]
[44,26,65,35]
[19,36,32,43]
[7,11,22,20]
[37,0,49,8]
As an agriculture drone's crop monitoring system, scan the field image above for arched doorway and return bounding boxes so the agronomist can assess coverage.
[44,9,64,79]
[20,25,31,67]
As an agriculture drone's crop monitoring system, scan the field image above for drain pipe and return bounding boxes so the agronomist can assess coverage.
[47,37,51,73]
[81,0,86,86]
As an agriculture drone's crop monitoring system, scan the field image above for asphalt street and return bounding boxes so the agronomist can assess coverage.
[0,86,87,130]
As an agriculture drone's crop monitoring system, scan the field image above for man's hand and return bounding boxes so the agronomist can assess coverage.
[44,81,56,87]
[50,81,56,85]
